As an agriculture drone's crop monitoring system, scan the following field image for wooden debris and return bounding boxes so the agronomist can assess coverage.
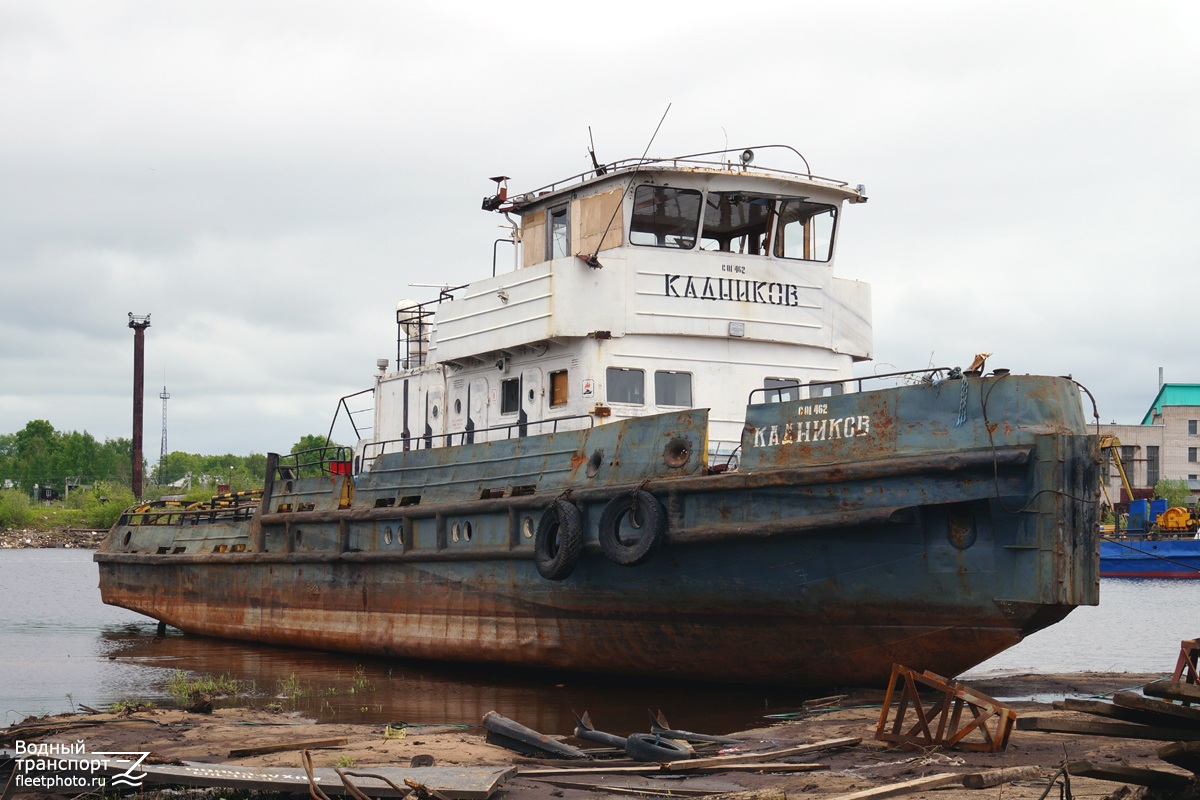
[665,736,861,769]
[876,665,1015,752]
[1018,714,1200,741]
[1173,638,1200,685]
[1066,759,1192,790]
[665,762,828,774]
[228,737,348,758]
[826,772,964,800]
[960,765,1043,789]
[1112,690,1200,725]
[803,694,850,710]
[1055,698,1177,727]
[1158,741,1200,774]
[519,762,828,777]
[1144,680,1200,705]
[524,778,716,797]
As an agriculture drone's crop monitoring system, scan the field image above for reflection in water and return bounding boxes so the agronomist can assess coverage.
[103,623,811,735]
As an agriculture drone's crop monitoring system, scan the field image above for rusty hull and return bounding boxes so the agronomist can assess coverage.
[96,374,1099,687]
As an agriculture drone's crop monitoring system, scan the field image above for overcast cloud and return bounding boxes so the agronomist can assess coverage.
[1,1,1196,457]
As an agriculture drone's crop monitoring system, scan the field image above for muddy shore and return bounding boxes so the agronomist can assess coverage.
[4,672,1192,800]
[0,528,107,549]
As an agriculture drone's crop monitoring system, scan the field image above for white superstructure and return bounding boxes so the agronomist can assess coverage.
[358,147,872,467]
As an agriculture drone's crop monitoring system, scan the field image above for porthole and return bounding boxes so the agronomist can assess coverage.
[295,529,303,545]
[522,516,535,538]
[528,388,535,402]
[463,521,473,542]
[451,522,461,543]
[122,531,132,547]
[384,525,393,545]
[431,405,440,418]
[454,399,463,414]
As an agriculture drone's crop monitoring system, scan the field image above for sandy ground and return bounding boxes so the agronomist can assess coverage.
[0,529,106,549]
[4,672,1195,800]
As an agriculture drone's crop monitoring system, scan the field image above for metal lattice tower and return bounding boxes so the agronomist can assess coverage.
[159,385,170,484]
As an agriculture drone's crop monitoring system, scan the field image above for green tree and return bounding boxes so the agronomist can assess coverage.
[1155,477,1192,509]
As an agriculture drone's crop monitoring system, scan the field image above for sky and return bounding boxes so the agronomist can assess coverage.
[2,1,1197,458]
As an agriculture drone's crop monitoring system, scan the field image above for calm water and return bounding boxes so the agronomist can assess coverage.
[1,549,1196,733]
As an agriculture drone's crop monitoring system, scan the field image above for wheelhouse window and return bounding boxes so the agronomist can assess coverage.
[547,204,570,259]
[549,370,568,407]
[763,377,800,403]
[810,381,845,398]
[606,367,644,405]
[629,186,701,249]
[654,371,692,407]
[701,192,774,254]
[775,200,837,262]
[500,377,520,414]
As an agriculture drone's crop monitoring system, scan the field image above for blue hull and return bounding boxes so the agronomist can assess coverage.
[1100,537,1200,578]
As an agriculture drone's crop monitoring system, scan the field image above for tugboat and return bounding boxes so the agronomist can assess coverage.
[96,146,1099,686]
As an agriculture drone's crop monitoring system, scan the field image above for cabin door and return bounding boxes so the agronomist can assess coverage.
[520,367,542,436]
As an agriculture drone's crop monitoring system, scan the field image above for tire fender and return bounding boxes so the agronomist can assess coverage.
[534,499,583,580]
[598,489,666,567]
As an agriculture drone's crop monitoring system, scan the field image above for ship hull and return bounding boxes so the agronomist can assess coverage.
[96,374,1099,687]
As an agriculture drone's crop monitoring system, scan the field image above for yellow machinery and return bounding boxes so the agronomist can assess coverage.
[1158,506,1200,533]
[1098,435,1134,510]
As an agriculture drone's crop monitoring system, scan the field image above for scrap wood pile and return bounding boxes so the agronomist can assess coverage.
[1018,639,1200,796]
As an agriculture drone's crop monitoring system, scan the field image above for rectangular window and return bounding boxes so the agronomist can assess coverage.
[654,371,692,407]
[606,367,644,405]
[1147,446,1160,487]
[1191,448,1198,463]
[630,186,701,249]
[547,204,570,259]
[1191,420,1198,436]
[810,381,845,398]
[701,192,773,255]
[1120,446,1137,484]
[500,377,520,415]
[775,199,837,262]
[764,377,800,403]
[549,370,568,407]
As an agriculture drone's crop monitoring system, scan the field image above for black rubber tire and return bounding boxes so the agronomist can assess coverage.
[534,500,583,580]
[598,489,666,567]
[624,732,692,762]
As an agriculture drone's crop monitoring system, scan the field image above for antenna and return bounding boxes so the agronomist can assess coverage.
[159,385,170,485]
[588,126,607,177]
[581,103,672,269]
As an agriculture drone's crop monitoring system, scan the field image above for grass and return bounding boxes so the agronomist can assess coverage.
[167,671,255,705]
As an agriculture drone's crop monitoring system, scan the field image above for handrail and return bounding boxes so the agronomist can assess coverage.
[505,145,853,207]
[747,367,958,405]
[361,413,596,468]
[277,445,354,479]
[327,387,374,443]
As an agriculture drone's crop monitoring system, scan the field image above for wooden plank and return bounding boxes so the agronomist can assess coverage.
[1157,741,1200,774]
[1017,715,1200,741]
[1055,699,1178,727]
[1066,760,1191,789]
[825,773,963,800]
[667,763,828,774]
[961,765,1043,789]
[228,737,348,758]
[1112,691,1200,725]
[520,762,828,777]
[523,778,716,796]
[664,736,861,769]
[1144,681,1200,705]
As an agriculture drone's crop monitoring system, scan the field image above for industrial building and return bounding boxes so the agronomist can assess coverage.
[1097,380,1200,507]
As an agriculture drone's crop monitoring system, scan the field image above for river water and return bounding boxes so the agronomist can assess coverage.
[2,549,1196,734]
